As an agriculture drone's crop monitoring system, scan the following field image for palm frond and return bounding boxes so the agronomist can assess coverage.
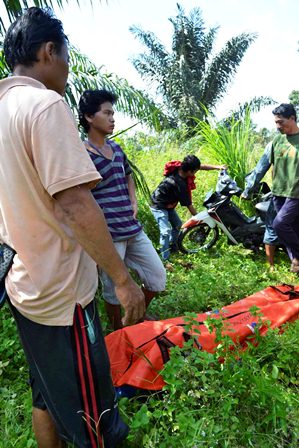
[0,40,166,130]
[67,46,169,131]
[226,96,276,122]
[129,26,170,86]
[127,158,151,201]
[130,26,168,61]
[0,38,10,78]
[201,32,258,109]
[2,0,93,22]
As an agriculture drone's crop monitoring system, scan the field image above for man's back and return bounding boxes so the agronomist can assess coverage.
[151,171,191,209]
[0,76,100,325]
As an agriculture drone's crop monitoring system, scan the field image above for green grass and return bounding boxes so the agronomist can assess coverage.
[1,140,298,447]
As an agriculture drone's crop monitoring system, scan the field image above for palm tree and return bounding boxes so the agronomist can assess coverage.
[130,3,258,132]
[0,1,167,130]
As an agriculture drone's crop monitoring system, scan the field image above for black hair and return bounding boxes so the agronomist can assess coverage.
[272,103,297,122]
[181,155,201,172]
[78,89,118,133]
[4,7,68,71]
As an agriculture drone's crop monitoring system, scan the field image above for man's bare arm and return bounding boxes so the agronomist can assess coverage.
[187,204,198,216]
[127,174,138,219]
[54,184,145,325]
[200,164,226,171]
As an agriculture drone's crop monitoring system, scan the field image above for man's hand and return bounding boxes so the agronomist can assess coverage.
[132,203,138,220]
[55,185,145,325]
[127,174,138,220]
[115,277,145,326]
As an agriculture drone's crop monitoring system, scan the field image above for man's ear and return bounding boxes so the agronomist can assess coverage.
[85,113,94,124]
[44,42,56,63]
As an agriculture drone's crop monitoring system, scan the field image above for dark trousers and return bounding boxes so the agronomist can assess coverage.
[272,196,299,260]
[9,300,128,448]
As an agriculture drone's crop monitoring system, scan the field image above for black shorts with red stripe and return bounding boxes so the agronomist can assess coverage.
[10,299,128,448]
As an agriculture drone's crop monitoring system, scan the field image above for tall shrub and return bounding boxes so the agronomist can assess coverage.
[195,109,256,188]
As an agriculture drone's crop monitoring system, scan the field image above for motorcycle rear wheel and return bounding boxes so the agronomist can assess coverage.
[178,224,219,254]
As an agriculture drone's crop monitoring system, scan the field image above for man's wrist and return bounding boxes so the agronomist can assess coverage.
[113,269,131,288]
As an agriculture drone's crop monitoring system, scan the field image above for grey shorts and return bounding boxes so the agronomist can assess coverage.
[99,230,166,305]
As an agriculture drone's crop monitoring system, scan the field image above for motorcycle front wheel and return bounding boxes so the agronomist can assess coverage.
[178,224,219,254]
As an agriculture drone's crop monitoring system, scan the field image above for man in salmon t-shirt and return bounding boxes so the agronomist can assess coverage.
[0,7,145,448]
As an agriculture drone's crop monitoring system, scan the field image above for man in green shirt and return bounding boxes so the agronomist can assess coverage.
[271,103,299,273]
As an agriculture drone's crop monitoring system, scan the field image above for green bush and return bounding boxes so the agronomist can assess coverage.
[0,308,35,447]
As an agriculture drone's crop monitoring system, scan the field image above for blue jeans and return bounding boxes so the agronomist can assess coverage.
[150,207,182,260]
[273,196,299,260]
[263,198,279,246]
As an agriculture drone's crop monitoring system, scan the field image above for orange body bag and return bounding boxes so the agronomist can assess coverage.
[105,285,299,391]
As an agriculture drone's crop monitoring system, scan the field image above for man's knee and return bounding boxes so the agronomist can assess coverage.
[155,265,167,291]
[143,258,166,293]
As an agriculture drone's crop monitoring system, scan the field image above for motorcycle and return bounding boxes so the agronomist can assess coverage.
[178,170,271,254]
